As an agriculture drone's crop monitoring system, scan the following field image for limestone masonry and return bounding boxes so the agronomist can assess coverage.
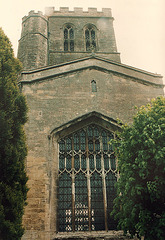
[17,7,164,240]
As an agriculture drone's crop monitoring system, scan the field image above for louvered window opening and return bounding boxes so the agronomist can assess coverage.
[64,26,74,52]
[58,124,117,232]
[85,28,96,51]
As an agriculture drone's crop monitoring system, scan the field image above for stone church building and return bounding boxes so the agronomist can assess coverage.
[17,7,164,240]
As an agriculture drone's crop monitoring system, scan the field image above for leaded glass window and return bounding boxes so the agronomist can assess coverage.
[85,26,96,52]
[91,172,105,230]
[64,25,74,52]
[58,124,117,232]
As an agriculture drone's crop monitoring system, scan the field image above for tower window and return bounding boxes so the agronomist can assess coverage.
[64,25,74,52]
[57,124,117,232]
[85,26,96,52]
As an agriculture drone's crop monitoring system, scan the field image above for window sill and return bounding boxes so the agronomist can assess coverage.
[53,230,135,239]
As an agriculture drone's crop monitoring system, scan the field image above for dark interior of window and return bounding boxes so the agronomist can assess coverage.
[64,26,74,52]
[57,124,118,232]
[85,27,96,52]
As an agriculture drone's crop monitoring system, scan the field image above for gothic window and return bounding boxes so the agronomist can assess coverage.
[64,25,74,52]
[85,26,96,52]
[91,80,97,92]
[57,124,118,232]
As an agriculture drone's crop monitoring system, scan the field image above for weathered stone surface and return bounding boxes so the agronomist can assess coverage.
[52,230,137,240]
[20,63,163,239]
[18,7,120,70]
[17,7,164,240]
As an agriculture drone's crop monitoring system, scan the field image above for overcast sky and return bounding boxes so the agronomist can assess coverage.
[0,0,164,81]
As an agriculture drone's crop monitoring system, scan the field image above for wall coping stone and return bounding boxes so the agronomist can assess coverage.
[19,56,164,87]
[45,7,112,18]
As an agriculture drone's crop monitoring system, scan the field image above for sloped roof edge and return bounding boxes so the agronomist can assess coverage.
[19,55,163,87]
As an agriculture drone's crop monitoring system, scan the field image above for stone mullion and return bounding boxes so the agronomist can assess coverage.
[86,131,91,231]
[68,29,71,51]
[114,133,120,181]
[100,136,108,231]
[71,136,75,231]
[89,29,92,46]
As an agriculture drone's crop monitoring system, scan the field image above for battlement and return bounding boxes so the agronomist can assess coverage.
[18,6,118,70]
[45,7,112,17]
[22,7,113,22]
[22,10,47,22]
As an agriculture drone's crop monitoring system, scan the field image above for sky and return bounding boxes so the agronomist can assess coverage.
[0,0,165,81]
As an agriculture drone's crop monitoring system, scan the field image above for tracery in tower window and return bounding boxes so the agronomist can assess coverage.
[85,25,96,52]
[57,124,118,232]
[64,25,74,52]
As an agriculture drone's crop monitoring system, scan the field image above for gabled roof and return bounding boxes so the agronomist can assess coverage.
[19,55,163,87]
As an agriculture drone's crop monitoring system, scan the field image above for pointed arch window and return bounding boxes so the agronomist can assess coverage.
[57,124,118,232]
[64,25,74,52]
[91,80,97,92]
[85,26,96,52]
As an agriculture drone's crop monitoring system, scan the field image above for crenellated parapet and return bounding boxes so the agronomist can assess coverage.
[18,7,119,70]
[45,7,112,18]
[17,7,164,240]
[21,7,113,21]
[18,10,48,70]
[20,10,48,39]
[22,10,47,22]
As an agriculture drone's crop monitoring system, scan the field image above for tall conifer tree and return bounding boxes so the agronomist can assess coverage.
[0,28,28,240]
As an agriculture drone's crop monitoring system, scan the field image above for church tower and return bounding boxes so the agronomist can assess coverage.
[18,7,120,70]
[18,7,164,240]
[18,10,48,70]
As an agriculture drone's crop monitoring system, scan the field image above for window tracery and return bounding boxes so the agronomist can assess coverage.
[58,124,117,232]
[64,25,74,52]
[85,26,96,51]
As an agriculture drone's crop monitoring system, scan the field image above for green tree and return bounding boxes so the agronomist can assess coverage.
[112,97,165,240]
[0,28,28,240]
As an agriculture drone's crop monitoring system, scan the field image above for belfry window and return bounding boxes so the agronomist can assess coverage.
[57,124,117,232]
[64,25,74,52]
[85,26,96,52]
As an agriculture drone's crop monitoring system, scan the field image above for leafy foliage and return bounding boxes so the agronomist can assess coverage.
[111,97,165,240]
[0,28,28,240]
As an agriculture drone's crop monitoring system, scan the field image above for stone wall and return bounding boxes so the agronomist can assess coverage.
[18,7,164,240]
[18,8,121,70]
[20,63,164,239]
[18,11,48,70]
[48,11,120,65]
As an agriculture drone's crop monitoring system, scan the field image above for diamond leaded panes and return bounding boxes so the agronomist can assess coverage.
[58,172,72,232]
[75,172,88,231]
[58,124,117,232]
[91,172,105,231]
